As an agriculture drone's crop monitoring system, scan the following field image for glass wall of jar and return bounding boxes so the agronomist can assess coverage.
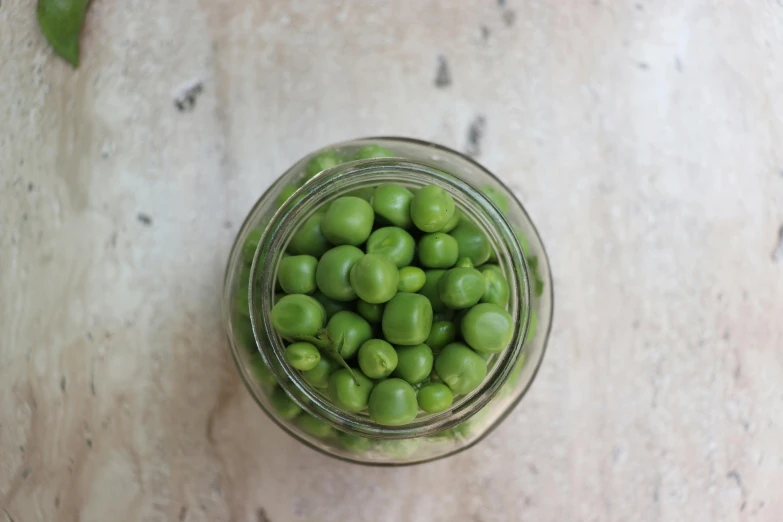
[223,138,552,465]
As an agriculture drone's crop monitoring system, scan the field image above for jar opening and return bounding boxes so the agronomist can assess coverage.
[249,159,531,439]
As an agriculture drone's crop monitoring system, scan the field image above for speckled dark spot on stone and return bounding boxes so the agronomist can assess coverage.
[257,507,271,522]
[137,213,152,226]
[22,468,30,480]
[772,224,783,263]
[86,438,93,449]
[502,10,516,26]
[481,25,490,41]
[28,182,33,192]
[60,376,66,392]
[465,115,486,157]
[175,82,204,112]
[675,56,683,72]
[434,55,452,88]
[179,507,188,521]
[637,61,649,70]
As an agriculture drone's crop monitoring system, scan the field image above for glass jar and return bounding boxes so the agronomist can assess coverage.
[223,137,552,465]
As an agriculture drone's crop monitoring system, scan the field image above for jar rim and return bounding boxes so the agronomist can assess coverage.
[248,158,531,439]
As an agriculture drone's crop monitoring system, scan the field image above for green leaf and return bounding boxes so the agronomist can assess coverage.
[37,0,91,67]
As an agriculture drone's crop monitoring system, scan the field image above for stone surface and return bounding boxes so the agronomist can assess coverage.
[2,1,783,521]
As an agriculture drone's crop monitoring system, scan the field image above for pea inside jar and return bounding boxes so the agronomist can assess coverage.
[268,179,516,426]
[226,138,550,466]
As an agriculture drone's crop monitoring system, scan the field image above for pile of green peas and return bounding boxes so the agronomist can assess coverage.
[266,154,518,427]
[235,144,544,446]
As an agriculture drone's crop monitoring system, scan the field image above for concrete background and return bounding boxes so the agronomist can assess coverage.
[1,0,782,521]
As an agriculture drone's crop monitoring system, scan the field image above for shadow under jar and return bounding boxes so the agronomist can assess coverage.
[223,138,553,465]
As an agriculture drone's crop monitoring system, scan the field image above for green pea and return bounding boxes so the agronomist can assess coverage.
[357,339,398,379]
[513,226,532,257]
[275,184,300,208]
[438,267,485,310]
[393,344,434,385]
[242,227,264,264]
[479,184,510,214]
[418,269,448,312]
[410,185,456,233]
[376,438,421,458]
[305,150,341,179]
[326,311,373,358]
[355,144,394,159]
[417,382,454,413]
[366,227,416,268]
[439,208,462,233]
[425,321,456,353]
[271,294,326,338]
[297,413,335,438]
[397,266,426,293]
[277,255,318,295]
[350,254,399,304]
[249,355,277,388]
[288,212,331,258]
[312,291,345,320]
[328,368,375,412]
[302,356,340,388]
[338,432,372,452]
[508,352,526,386]
[345,187,375,202]
[270,386,302,420]
[450,219,491,266]
[479,265,510,306]
[357,300,384,323]
[418,233,459,268]
[452,308,469,334]
[234,286,250,317]
[37,0,90,67]
[321,196,374,246]
[432,310,455,322]
[461,303,514,353]
[371,184,414,228]
[382,292,433,346]
[434,343,488,395]
[412,375,431,390]
[368,378,419,426]
[237,262,250,288]
[316,245,364,301]
[455,257,473,268]
[284,342,321,371]
[234,318,256,352]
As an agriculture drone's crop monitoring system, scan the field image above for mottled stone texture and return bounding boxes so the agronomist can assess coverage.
[1,1,782,521]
